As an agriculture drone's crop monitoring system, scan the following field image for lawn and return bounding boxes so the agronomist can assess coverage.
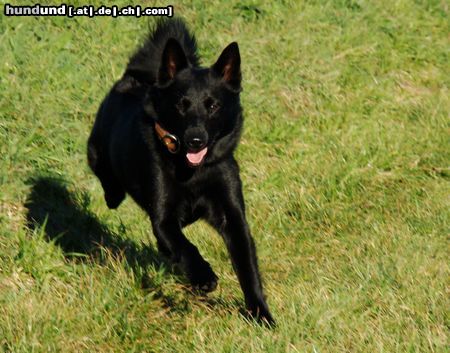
[0,0,448,352]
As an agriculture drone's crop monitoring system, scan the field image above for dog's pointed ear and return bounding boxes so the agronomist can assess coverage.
[212,42,241,92]
[158,38,188,85]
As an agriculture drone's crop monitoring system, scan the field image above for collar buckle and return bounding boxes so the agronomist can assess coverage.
[161,132,180,154]
[155,122,180,154]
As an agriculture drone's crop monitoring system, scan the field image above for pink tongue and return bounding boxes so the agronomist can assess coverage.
[186,147,208,165]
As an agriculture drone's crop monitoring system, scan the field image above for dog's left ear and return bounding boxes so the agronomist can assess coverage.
[212,42,241,92]
[158,38,188,85]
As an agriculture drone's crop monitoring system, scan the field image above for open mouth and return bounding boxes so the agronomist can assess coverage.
[186,147,208,167]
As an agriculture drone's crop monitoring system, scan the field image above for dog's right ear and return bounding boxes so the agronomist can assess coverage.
[158,38,188,85]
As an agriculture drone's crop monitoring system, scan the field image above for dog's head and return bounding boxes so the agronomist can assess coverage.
[144,38,243,167]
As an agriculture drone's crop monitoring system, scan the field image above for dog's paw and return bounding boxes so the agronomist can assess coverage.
[104,190,125,209]
[187,261,218,293]
[193,275,218,292]
[246,300,276,327]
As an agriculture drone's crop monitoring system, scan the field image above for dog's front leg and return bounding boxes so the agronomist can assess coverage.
[207,180,275,325]
[151,216,218,292]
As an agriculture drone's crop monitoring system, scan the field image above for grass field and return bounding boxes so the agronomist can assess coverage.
[0,0,449,351]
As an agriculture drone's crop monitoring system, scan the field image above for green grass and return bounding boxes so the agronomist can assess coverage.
[0,0,448,351]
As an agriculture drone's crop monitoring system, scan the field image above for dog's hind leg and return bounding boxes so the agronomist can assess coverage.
[87,141,125,209]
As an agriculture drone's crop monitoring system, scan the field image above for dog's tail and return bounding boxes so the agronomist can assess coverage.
[124,18,199,85]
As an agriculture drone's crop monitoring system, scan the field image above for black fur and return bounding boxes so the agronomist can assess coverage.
[87,18,274,325]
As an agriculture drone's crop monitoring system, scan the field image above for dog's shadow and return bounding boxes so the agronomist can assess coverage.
[24,175,242,316]
[24,175,167,287]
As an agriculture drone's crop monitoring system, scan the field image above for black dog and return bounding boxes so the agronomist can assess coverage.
[87,19,274,325]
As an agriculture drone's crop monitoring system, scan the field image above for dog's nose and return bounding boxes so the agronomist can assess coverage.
[186,137,206,150]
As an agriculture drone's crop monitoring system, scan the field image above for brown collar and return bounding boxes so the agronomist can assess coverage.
[154,122,180,154]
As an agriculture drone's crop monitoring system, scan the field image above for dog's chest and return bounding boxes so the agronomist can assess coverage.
[176,190,210,227]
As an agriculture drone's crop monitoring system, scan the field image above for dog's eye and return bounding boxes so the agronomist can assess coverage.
[205,98,220,114]
[176,98,191,114]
